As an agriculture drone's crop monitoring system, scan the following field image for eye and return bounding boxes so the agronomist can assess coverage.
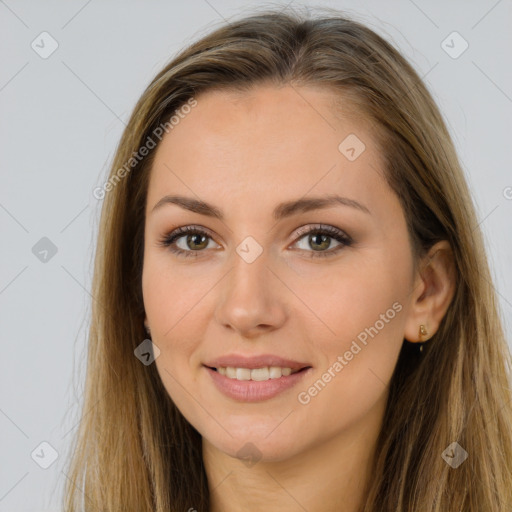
[157,225,219,258]
[291,224,352,258]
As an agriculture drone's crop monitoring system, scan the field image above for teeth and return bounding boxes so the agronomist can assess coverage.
[215,366,300,381]
[250,367,269,381]
[236,368,251,380]
[269,366,282,379]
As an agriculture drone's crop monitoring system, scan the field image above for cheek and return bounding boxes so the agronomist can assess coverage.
[142,250,215,338]
[291,250,410,416]
[291,249,410,351]
[141,251,216,400]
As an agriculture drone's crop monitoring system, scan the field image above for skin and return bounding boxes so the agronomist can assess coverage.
[142,84,455,512]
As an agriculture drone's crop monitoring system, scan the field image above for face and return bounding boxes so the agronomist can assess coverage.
[142,84,416,462]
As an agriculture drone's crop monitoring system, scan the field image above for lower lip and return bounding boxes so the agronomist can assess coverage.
[205,366,312,402]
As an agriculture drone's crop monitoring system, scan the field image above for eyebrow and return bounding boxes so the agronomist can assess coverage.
[150,194,371,220]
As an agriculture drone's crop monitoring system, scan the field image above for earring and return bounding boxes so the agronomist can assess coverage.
[418,324,428,353]
[144,324,151,337]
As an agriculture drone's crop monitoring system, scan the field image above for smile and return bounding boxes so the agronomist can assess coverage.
[215,366,302,381]
[204,365,312,402]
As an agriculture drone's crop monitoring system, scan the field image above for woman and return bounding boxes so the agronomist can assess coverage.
[64,7,512,511]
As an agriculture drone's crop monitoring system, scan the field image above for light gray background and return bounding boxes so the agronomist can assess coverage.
[1,0,511,510]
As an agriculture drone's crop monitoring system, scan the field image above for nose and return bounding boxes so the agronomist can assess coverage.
[214,247,288,339]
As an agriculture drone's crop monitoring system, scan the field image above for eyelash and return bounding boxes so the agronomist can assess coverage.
[157,224,353,259]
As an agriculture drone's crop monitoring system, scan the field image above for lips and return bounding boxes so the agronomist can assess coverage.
[203,353,313,401]
[204,353,311,371]
[205,364,313,402]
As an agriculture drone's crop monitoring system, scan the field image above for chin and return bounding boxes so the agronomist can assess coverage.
[204,429,301,464]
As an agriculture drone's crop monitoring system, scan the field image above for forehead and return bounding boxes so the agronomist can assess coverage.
[146,85,390,217]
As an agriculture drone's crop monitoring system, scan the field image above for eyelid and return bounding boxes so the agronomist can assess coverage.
[291,223,352,244]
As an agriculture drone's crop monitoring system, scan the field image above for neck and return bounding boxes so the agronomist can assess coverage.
[202,395,386,512]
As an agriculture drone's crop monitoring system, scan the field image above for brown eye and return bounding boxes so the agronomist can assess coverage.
[184,233,209,251]
[158,226,219,258]
[308,233,333,251]
[292,224,352,258]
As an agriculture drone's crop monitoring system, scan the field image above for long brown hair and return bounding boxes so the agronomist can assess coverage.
[64,6,512,511]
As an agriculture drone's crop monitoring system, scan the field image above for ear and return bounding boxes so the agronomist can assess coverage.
[403,240,456,343]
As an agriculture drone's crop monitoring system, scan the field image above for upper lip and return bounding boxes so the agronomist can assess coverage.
[204,354,311,370]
